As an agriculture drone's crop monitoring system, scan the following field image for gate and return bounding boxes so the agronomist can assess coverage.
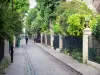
[47,35,51,46]
[42,34,45,44]
[53,35,59,49]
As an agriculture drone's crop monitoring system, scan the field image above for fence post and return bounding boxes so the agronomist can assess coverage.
[83,27,92,64]
[13,36,16,48]
[45,34,47,45]
[41,34,43,43]
[51,34,54,49]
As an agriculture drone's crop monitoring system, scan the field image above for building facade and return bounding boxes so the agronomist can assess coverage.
[93,0,100,13]
[66,0,100,13]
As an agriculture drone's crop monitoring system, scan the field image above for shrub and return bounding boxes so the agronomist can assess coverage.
[67,14,86,37]
[72,50,82,63]
[53,23,63,34]
[92,15,100,40]
[0,58,10,74]
[96,55,100,64]
[63,49,70,55]
[63,48,82,62]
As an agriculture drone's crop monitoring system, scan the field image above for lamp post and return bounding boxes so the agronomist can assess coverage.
[11,0,14,63]
[85,17,90,28]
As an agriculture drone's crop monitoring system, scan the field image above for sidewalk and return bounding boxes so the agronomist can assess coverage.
[2,46,27,75]
[36,43,100,75]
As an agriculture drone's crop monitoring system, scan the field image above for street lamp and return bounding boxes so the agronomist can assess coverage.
[85,17,90,28]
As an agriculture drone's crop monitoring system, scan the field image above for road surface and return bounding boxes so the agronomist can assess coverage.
[22,40,78,75]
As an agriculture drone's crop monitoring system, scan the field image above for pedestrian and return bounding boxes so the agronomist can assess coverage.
[25,35,28,44]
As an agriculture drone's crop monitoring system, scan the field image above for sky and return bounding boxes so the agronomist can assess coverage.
[29,0,37,9]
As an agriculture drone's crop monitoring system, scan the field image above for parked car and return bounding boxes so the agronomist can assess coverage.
[34,37,41,43]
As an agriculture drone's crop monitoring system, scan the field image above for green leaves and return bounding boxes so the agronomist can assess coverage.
[26,8,43,37]
[26,0,60,36]
[92,15,100,39]
[0,0,29,41]
[26,8,38,26]
[36,0,60,29]
[67,14,85,37]
[26,0,99,38]
[53,0,94,36]
[53,22,63,34]
[13,0,29,17]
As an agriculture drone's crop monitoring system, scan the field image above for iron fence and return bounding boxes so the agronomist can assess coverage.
[53,35,59,49]
[62,36,82,54]
[41,34,82,54]
[88,36,100,64]
[47,35,51,46]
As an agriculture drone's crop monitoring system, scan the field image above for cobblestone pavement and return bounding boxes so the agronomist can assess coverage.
[22,40,79,75]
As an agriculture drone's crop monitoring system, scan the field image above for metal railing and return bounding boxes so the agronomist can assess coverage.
[53,35,59,49]
[47,35,51,46]
[62,36,82,54]
[88,36,100,64]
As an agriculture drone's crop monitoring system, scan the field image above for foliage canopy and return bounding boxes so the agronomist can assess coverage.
[0,0,29,41]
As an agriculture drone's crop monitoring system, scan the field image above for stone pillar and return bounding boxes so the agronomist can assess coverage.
[45,34,47,45]
[49,19,54,49]
[51,34,54,49]
[41,34,43,43]
[83,27,92,64]
[4,39,10,61]
[59,35,63,50]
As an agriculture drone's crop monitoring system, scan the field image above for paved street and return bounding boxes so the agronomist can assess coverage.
[4,39,100,75]
[22,40,77,75]
[4,39,78,75]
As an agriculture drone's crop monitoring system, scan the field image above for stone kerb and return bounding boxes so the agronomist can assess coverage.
[87,60,100,70]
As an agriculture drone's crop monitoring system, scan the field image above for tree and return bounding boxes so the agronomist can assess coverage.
[56,0,92,15]
[53,0,93,36]
[13,0,29,17]
[92,15,100,39]
[36,0,60,32]
[25,8,39,37]
[26,0,60,36]
[26,8,38,29]
[0,0,29,42]
[67,14,85,37]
